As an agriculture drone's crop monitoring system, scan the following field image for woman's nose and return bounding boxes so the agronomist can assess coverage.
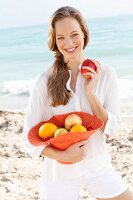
[65,38,73,46]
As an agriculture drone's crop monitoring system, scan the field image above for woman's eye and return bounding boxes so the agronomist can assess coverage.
[72,33,78,37]
[57,37,64,40]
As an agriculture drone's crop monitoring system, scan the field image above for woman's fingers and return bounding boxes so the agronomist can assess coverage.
[64,140,88,162]
[91,59,100,65]
[67,140,88,151]
[83,72,95,79]
[79,143,88,159]
[81,66,97,74]
[91,59,101,74]
[76,140,88,148]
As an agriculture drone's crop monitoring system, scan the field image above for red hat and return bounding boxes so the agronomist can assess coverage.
[28,112,103,151]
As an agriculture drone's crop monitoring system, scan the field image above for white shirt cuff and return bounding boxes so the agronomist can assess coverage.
[103,111,120,139]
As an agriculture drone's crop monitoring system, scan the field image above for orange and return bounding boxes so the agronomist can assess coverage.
[39,123,58,139]
[70,124,87,132]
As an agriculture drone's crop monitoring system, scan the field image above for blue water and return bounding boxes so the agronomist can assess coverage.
[0,15,133,114]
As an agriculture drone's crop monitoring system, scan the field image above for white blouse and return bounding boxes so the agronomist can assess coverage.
[23,65,120,180]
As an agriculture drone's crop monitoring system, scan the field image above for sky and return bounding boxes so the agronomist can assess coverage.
[0,0,133,28]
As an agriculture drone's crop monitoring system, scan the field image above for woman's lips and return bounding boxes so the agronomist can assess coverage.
[65,47,77,52]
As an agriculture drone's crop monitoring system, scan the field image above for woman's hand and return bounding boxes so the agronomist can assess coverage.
[41,140,88,163]
[83,59,101,94]
[61,140,88,163]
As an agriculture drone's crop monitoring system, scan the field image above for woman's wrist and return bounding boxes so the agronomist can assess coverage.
[86,90,95,99]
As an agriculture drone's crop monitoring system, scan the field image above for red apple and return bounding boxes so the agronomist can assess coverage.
[65,114,82,131]
[80,59,97,79]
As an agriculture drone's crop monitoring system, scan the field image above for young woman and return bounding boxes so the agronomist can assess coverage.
[23,6,133,200]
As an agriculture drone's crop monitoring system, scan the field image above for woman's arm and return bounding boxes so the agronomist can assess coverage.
[86,92,108,130]
[84,60,107,129]
[23,73,51,161]
[84,60,120,138]
[41,140,88,163]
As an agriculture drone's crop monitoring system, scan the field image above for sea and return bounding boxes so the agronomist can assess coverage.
[0,15,133,116]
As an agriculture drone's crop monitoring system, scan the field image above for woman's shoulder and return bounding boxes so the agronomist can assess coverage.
[32,68,51,93]
[36,68,50,81]
[35,68,51,85]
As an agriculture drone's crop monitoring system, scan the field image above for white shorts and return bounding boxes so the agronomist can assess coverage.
[39,165,128,200]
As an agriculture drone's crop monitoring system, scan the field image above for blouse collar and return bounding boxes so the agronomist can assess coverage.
[66,70,72,90]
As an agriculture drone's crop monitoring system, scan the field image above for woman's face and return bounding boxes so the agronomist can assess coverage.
[55,17,85,60]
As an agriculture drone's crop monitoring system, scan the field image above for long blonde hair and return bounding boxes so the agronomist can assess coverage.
[47,6,89,106]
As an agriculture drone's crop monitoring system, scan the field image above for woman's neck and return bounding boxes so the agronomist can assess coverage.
[65,53,86,73]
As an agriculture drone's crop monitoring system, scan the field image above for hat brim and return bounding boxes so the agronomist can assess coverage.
[28,112,104,151]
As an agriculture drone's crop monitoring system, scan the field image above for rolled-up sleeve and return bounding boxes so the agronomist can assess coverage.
[103,70,121,138]
[23,73,51,161]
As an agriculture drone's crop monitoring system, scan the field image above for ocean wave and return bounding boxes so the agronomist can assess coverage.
[0,78,133,101]
[1,79,35,96]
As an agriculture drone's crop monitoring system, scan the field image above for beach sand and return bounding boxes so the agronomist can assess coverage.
[0,110,133,200]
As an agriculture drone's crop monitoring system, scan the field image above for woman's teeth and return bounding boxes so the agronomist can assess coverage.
[66,47,76,52]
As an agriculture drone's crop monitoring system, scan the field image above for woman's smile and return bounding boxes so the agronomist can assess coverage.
[65,46,77,53]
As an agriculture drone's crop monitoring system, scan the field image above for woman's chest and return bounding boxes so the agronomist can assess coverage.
[50,88,104,117]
